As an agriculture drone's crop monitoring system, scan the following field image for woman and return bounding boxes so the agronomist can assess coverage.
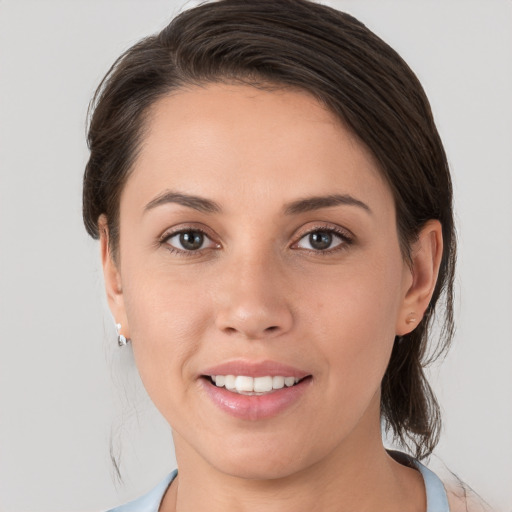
[82,1,483,510]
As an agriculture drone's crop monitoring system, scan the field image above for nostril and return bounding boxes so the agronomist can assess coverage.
[265,326,279,333]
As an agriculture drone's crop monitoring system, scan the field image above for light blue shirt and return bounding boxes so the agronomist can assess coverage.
[107,452,450,512]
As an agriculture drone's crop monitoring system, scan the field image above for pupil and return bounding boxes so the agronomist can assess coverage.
[180,231,203,250]
[310,231,332,250]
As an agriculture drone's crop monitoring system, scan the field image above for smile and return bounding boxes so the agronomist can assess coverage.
[200,363,312,420]
[209,375,301,395]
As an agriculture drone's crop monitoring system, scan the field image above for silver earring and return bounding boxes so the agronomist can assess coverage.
[116,323,129,347]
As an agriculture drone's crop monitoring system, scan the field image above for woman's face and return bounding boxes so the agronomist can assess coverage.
[104,84,422,479]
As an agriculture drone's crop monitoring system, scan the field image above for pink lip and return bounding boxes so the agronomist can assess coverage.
[200,359,309,379]
[199,359,312,421]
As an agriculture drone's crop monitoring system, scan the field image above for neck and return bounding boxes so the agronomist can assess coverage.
[161,399,425,512]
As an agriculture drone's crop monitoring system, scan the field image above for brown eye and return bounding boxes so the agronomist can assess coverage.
[165,229,216,252]
[309,231,333,250]
[180,231,204,250]
[296,229,344,251]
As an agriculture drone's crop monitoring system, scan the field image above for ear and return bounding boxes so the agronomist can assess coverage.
[99,215,129,338]
[396,220,443,336]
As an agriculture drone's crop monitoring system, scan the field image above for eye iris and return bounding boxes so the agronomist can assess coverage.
[179,231,203,250]
[309,231,332,250]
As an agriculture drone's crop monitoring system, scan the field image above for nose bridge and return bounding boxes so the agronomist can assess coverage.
[215,245,293,339]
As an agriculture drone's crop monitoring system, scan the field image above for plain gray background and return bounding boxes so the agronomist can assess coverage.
[0,1,511,511]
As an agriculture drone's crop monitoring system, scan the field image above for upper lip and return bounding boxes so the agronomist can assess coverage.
[200,359,310,379]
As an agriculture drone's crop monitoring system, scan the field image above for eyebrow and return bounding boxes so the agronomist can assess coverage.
[284,194,372,215]
[144,190,222,214]
[144,190,371,216]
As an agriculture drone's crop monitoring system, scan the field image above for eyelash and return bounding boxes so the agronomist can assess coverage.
[158,225,354,256]
[159,226,217,257]
[292,225,354,255]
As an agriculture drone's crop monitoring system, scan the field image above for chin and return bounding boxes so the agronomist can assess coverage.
[215,455,305,481]
[201,432,323,481]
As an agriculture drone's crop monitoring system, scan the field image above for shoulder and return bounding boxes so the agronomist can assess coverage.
[106,470,177,512]
[445,485,494,512]
[426,457,495,512]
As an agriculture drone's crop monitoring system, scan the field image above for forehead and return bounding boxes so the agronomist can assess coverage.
[123,83,392,215]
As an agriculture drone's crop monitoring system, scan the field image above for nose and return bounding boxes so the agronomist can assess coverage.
[214,254,294,340]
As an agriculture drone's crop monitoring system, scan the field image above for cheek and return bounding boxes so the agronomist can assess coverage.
[126,272,206,338]
[303,254,404,401]
[121,265,211,412]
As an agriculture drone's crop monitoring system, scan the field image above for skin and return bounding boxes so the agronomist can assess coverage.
[100,84,443,512]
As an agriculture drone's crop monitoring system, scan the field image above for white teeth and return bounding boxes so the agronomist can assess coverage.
[272,376,285,389]
[284,376,296,387]
[210,375,301,394]
[235,376,254,392]
[225,375,236,390]
[254,376,273,393]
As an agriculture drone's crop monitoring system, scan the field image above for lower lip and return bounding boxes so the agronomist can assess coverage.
[201,377,311,421]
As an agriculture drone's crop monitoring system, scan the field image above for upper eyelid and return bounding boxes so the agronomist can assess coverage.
[157,226,219,256]
[292,223,354,242]
[157,222,354,249]
[159,224,218,243]
[160,227,220,255]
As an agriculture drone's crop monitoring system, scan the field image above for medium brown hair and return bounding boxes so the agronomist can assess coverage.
[83,0,456,460]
